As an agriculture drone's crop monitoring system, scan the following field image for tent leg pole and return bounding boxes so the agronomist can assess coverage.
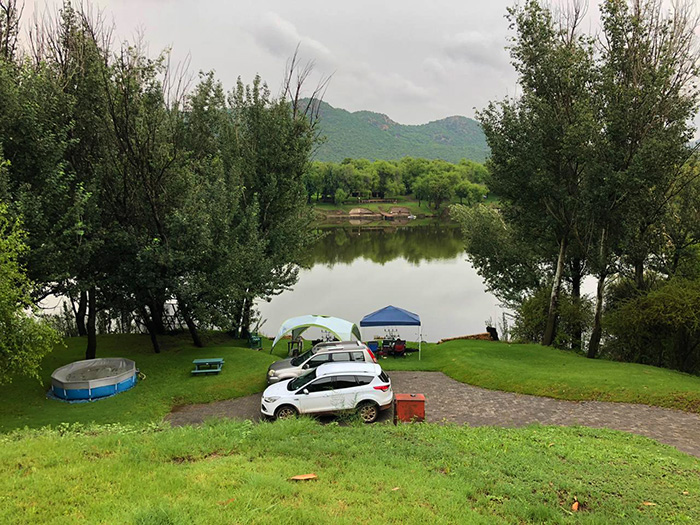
[419,326,422,361]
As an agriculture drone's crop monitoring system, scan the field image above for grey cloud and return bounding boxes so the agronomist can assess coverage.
[443,31,510,71]
[253,12,335,70]
[422,57,448,80]
[341,62,432,106]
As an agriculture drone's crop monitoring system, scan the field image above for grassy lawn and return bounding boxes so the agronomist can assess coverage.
[0,333,278,432]
[379,340,700,413]
[1,419,698,524]
[2,335,700,434]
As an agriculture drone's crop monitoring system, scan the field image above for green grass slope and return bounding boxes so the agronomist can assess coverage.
[381,340,700,413]
[1,419,698,524]
[311,100,490,163]
[1,335,699,433]
[0,333,276,432]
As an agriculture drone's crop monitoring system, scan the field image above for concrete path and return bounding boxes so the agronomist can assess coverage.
[166,371,700,458]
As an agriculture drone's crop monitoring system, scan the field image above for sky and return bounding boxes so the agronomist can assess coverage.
[24,0,700,134]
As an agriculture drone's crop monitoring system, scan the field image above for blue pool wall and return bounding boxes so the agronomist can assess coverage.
[51,373,137,401]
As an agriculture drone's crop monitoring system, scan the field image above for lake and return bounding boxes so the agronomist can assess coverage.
[256,224,506,342]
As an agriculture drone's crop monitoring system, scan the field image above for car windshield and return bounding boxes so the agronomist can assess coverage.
[288,368,317,391]
[290,349,314,366]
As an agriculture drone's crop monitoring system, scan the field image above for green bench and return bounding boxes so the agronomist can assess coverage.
[248,333,262,350]
[191,358,224,375]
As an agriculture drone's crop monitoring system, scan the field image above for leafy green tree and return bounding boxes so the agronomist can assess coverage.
[426,173,454,209]
[478,0,596,347]
[224,75,319,337]
[458,159,489,184]
[373,160,402,197]
[0,203,60,384]
[334,188,349,204]
[455,180,485,205]
[586,0,700,358]
[34,2,114,354]
[655,159,700,279]
[0,0,20,61]
[304,162,324,202]
[451,203,544,307]
[413,176,429,207]
[398,157,431,193]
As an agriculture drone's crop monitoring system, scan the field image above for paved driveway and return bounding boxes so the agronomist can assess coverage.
[166,371,700,458]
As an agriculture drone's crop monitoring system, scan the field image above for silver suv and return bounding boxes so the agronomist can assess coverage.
[266,341,377,384]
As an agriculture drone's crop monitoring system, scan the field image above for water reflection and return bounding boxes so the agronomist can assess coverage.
[308,224,465,266]
[257,225,504,342]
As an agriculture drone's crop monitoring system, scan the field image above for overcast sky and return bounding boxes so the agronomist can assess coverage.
[25,0,700,134]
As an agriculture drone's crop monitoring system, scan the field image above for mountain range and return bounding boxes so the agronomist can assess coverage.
[307,100,490,163]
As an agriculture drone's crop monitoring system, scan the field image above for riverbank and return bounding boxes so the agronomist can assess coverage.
[312,197,443,224]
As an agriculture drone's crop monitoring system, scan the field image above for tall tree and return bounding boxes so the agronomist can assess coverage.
[30,3,114,357]
[223,75,319,337]
[478,0,596,346]
[0,0,20,61]
[586,0,700,358]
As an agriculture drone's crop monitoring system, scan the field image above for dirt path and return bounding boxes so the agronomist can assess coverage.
[166,371,700,458]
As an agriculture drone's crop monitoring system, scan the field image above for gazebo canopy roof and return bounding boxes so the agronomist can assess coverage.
[271,315,362,348]
[360,305,421,327]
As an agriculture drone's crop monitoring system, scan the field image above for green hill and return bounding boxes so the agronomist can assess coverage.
[308,100,490,163]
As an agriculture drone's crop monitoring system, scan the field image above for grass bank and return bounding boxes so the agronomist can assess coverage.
[0,333,276,432]
[2,335,699,433]
[1,419,698,524]
[313,197,434,216]
[312,194,499,221]
[379,340,700,413]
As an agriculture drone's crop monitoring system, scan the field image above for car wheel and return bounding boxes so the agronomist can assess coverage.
[274,405,298,420]
[356,401,379,424]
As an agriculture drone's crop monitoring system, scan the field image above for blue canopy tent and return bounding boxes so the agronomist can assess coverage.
[360,305,422,360]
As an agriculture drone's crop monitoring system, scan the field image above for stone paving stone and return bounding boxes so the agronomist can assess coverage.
[166,371,700,458]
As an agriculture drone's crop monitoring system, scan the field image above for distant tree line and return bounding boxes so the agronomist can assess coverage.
[304,157,488,209]
[452,0,700,374]
[0,0,321,364]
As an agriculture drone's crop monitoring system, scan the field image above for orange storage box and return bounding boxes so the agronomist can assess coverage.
[394,393,425,423]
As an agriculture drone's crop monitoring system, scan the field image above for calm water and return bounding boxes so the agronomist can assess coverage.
[256,224,505,342]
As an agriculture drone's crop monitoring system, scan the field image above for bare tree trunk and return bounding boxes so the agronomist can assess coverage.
[543,236,568,346]
[587,273,606,359]
[85,287,97,359]
[634,259,645,290]
[149,299,166,335]
[239,297,251,340]
[230,299,243,337]
[570,257,583,352]
[76,290,88,336]
[140,306,161,354]
[588,227,608,359]
[178,299,202,348]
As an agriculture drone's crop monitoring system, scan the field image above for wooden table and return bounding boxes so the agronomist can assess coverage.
[191,358,224,375]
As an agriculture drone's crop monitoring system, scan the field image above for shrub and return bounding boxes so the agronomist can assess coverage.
[605,278,700,373]
[512,286,592,351]
[334,188,348,204]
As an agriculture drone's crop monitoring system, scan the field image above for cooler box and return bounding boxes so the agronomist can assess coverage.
[394,393,425,423]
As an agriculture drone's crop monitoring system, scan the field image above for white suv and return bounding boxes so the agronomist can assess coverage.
[261,362,392,423]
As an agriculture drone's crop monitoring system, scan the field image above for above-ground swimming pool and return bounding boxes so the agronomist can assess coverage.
[51,358,137,401]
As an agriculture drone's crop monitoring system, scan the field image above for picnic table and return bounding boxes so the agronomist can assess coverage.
[191,358,224,375]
